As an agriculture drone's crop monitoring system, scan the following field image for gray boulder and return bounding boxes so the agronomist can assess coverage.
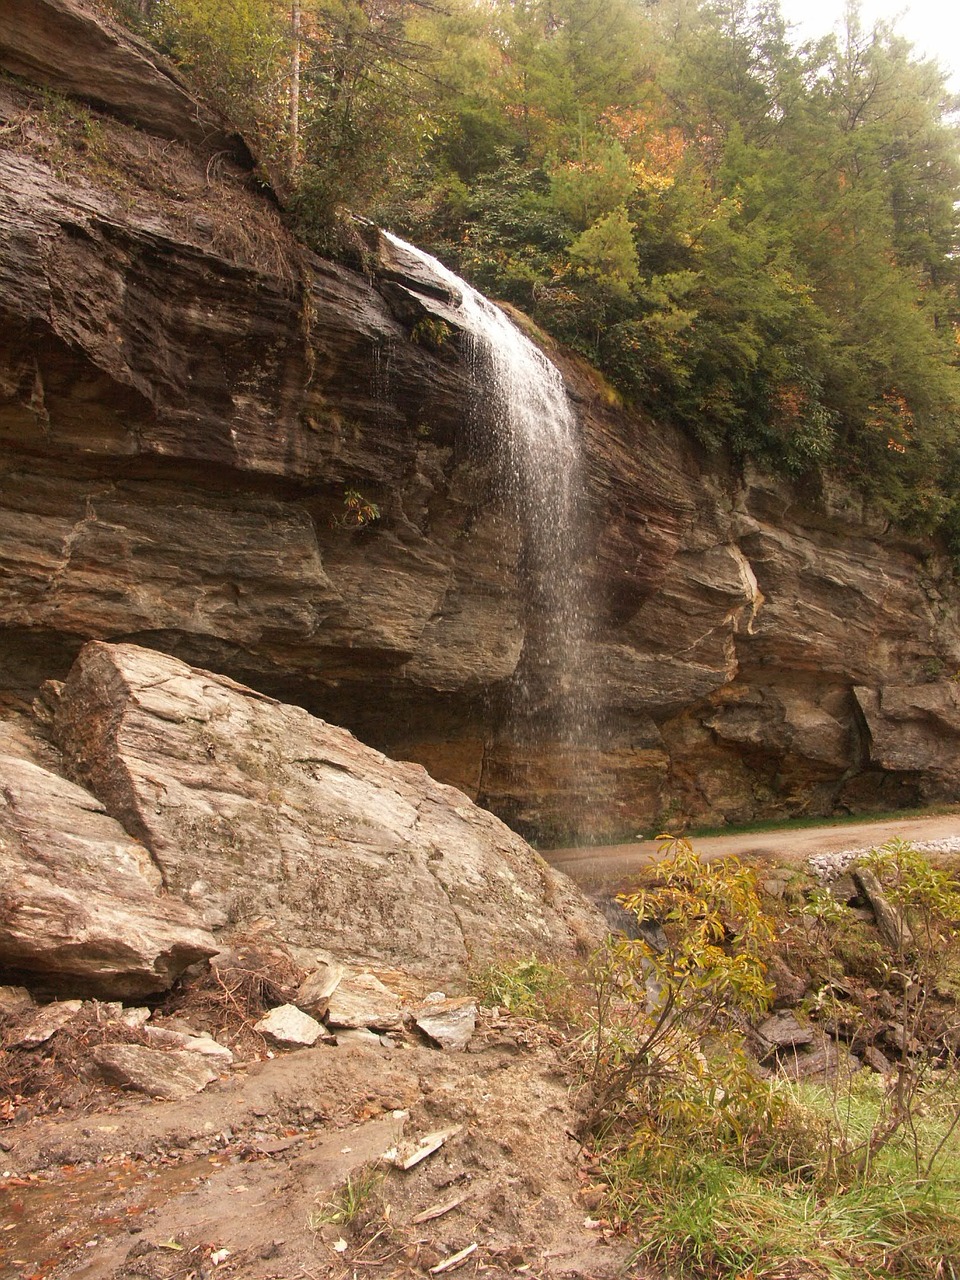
[0,719,217,997]
[52,642,604,979]
[91,1043,220,1100]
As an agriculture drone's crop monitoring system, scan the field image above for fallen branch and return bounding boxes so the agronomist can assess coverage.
[429,1242,478,1274]
[411,1194,469,1225]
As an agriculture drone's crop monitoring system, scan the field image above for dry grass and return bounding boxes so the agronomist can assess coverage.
[0,1002,153,1121]
[0,932,305,1123]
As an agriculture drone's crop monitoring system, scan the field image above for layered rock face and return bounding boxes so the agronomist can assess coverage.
[3,0,960,839]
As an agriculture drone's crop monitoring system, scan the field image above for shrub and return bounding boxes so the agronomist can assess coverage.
[469,955,571,1021]
[582,836,775,1136]
[584,839,960,1279]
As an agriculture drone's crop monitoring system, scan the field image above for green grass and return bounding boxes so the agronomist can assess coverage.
[602,1077,960,1280]
[684,803,960,842]
[308,1166,385,1233]
[468,955,571,1020]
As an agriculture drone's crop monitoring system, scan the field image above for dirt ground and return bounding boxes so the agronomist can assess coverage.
[544,809,960,894]
[0,1004,636,1280]
[7,808,960,1280]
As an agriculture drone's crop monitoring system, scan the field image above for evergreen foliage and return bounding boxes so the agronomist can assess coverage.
[110,0,960,542]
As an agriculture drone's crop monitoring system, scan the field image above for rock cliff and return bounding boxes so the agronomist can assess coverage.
[3,0,960,840]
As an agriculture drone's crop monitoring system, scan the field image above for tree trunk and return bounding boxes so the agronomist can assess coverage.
[289,0,301,184]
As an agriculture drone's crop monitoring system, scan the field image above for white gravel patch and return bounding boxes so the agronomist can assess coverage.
[809,837,960,882]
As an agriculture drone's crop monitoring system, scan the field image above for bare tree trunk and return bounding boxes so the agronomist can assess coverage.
[289,0,301,184]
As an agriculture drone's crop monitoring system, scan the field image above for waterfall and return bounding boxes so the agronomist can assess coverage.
[383,233,591,798]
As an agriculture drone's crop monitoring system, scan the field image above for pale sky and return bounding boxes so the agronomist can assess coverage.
[778,0,960,94]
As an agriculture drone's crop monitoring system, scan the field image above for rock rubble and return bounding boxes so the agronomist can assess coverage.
[809,835,960,882]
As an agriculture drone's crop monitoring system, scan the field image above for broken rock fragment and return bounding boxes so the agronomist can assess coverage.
[11,999,84,1048]
[757,1011,815,1053]
[413,996,477,1052]
[0,720,217,998]
[296,959,345,1017]
[50,642,604,983]
[0,985,34,1016]
[254,1003,324,1047]
[144,1025,234,1063]
[117,1006,152,1029]
[384,1124,462,1171]
[852,866,915,952]
[862,1044,894,1075]
[325,973,403,1031]
[334,1027,385,1048]
[775,1035,860,1081]
[92,1043,220,1100]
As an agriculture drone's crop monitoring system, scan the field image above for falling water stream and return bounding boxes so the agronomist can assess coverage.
[383,233,592,808]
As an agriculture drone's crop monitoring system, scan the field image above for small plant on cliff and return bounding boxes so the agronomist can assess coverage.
[25,86,115,183]
[332,487,380,529]
[410,317,452,351]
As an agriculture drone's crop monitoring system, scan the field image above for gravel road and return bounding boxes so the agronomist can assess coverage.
[543,809,960,894]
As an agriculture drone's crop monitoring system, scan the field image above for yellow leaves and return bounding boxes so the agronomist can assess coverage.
[339,487,380,526]
[614,836,776,1019]
[599,107,686,180]
[866,388,914,453]
[632,160,675,193]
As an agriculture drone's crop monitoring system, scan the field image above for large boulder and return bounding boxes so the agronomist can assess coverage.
[0,719,217,997]
[854,683,960,784]
[51,642,603,978]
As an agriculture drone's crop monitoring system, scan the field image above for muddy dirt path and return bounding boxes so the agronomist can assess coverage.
[0,1023,633,1280]
[543,809,960,894]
